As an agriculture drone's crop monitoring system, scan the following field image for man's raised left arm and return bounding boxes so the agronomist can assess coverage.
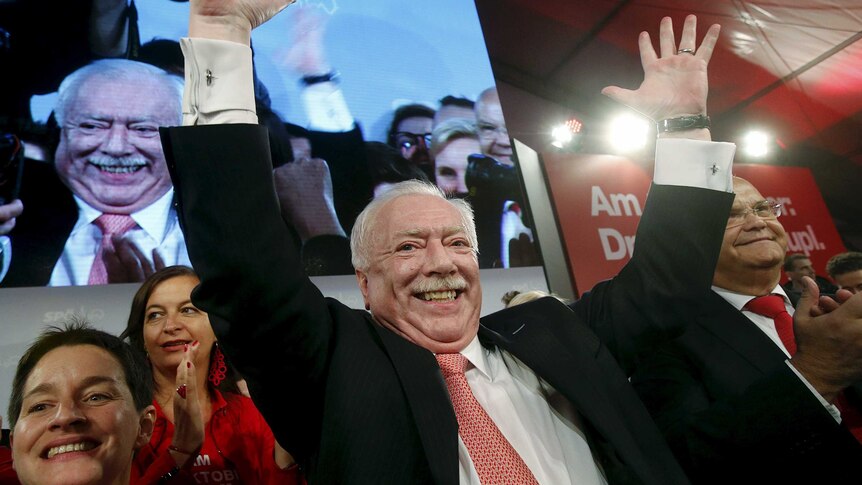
[573,15,735,372]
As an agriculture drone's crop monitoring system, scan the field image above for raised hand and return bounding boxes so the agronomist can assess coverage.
[189,0,295,44]
[169,341,205,466]
[602,15,720,123]
[281,6,331,76]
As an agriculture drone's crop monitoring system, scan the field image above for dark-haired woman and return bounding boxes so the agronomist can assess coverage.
[123,266,301,484]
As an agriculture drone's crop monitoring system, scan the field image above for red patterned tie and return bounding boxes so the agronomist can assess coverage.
[745,294,796,355]
[436,353,539,485]
[745,294,862,443]
[88,214,137,285]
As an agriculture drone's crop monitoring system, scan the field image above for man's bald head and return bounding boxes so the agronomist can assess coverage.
[475,87,512,165]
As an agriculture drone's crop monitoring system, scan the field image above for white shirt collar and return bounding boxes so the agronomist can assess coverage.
[457,335,492,381]
[72,188,175,242]
[712,283,791,310]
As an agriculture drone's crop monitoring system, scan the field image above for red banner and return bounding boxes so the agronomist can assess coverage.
[542,153,846,296]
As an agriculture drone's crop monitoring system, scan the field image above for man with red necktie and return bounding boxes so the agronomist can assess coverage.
[165,1,735,484]
[632,176,862,483]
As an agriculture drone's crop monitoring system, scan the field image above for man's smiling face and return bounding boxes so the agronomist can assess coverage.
[54,74,177,214]
[356,194,482,353]
[714,178,788,285]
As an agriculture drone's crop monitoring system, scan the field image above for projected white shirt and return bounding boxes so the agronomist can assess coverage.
[48,188,191,286]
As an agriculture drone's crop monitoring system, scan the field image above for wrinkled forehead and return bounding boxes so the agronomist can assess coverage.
[731,178,767,206]
[77,72,168,98]
[25,345,126,393]
[476,100,504,125]
[375,194,465,237]
[68,75,177,117]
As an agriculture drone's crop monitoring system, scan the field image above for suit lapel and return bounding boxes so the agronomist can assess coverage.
[479,298,648,477]
[370,324,459,485]
[696,292,789,374]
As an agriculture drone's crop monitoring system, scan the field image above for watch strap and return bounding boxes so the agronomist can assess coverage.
[300,71,339,86]
[657,115,710,133]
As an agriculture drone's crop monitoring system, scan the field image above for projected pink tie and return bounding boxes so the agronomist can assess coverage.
[88,214,137,285]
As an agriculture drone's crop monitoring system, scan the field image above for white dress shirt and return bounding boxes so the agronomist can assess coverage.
[180,36,737,484]
[0,235,10,283]
[712,285,842,422]
[456,337,608,484]
[48,188,191,286]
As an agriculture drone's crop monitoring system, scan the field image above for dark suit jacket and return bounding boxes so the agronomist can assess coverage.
[631,290,862,484]
[161,124,733,485]
[1,159,76,287]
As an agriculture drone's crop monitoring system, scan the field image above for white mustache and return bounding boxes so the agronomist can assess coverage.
[412,275,467,294]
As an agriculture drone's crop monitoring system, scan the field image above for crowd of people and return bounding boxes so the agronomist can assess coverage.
[0,1,536,288]
[1,1,862,485]
[1,266,304,484]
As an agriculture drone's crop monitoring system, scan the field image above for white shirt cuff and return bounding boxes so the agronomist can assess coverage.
[302,83,355,132]
[0,236,10,283]
[786,360,842,424]
[181,37,257,126]
[654,138,735,192]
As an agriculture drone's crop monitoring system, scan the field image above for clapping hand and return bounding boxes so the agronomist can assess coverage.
[102,236,166,283]
[791,277,862,402]
[169,341,205,467]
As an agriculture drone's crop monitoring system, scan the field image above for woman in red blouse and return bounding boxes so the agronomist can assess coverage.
[122,266,302,484]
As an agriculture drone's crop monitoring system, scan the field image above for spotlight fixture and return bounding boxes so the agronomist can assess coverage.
[741,130,770,158]
[551,118,583,149]
[609,114,649,153]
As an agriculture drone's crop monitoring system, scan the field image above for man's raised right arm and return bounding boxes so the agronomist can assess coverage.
[161,0,335,463]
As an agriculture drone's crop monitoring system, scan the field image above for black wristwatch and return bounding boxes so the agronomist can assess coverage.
[656,114,710,133]
[300,71,339,86]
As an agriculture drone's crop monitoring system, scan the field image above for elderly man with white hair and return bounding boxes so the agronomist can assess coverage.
[1,59,190,287]
[162,1,739,484]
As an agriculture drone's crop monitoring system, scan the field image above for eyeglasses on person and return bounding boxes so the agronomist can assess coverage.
[726,200,782,227]
[395,132,432,151]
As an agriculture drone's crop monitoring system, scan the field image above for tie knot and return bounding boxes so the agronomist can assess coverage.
[435,353,467,377]
[94,214,137,236]
[745,294,786,318]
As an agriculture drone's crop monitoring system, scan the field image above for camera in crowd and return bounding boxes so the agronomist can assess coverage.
[465,153,520,202]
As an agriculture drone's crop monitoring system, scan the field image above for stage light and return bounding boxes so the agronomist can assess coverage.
[742,130,770,158]
[551,118,583,149]
[609,114,649,153]
[551,125,572,148]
